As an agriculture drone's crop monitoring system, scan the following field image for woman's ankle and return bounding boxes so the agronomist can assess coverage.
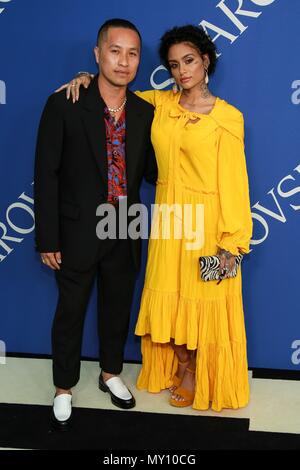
[178,356,190,365]
[175,348,190,364]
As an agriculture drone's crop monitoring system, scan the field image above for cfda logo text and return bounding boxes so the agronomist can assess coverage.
[0,0,12,104]
[0,0,12,16]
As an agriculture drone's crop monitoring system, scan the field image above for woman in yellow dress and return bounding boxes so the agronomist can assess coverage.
[62,24,252,412]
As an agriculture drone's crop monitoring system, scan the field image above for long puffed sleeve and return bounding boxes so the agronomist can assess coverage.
[134,90,171,108]
[134,90,157,106]
[216,113,253,256]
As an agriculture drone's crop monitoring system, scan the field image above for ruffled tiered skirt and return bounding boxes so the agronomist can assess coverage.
[135,184,249,412]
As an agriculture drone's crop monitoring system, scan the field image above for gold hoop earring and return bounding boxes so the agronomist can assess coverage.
[172,82,179,93]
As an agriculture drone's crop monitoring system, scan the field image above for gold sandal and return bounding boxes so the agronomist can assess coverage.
[169,368,195,407]
[168,360,190,393]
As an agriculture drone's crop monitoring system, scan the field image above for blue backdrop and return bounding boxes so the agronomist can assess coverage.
[0,0,299,369]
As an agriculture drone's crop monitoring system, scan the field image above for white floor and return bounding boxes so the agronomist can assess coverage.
[1,357,300,438]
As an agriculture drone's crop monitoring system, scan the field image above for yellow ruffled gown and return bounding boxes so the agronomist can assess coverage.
[134,90,253,411]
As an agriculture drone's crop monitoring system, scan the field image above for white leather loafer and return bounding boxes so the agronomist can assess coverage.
[99,374,136,409]
[51,393,72,429]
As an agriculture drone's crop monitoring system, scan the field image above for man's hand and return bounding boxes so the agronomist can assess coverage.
[55,73,93,102]
[217,248,236,279]
[40,252,62,270]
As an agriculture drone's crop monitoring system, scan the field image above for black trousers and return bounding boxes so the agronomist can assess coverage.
[52,237,137,389]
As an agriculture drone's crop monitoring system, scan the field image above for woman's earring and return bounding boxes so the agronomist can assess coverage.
[172,82,179,93]
[205,68,209,85]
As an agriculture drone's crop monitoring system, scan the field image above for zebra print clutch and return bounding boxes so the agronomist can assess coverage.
[199,254,243,282]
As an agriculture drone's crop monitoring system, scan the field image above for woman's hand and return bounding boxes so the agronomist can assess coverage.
[55,73,94,102]
[217,248,236,279]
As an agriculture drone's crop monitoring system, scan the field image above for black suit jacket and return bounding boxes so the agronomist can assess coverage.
[34,76,157,271]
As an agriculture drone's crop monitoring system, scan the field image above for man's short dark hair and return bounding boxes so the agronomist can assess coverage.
[97,18,142,46]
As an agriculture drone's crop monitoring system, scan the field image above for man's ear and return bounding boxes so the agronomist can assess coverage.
[94,46,100,65]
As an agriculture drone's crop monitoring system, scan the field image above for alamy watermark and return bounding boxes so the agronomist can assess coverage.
[291,340,300,365]
[0,340,6,364]
[95,200,205,251]
[0,80,6,104]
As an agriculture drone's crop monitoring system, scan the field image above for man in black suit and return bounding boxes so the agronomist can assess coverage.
[34,19,157,427]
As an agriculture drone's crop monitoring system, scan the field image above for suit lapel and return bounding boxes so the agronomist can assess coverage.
[81,76,108,189]
[125,90,144,193]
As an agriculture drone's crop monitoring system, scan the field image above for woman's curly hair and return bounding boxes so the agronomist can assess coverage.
[159,25,218,75]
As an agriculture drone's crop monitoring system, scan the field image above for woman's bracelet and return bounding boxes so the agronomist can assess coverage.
[76,71,93,78]
[218,249,233,259]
